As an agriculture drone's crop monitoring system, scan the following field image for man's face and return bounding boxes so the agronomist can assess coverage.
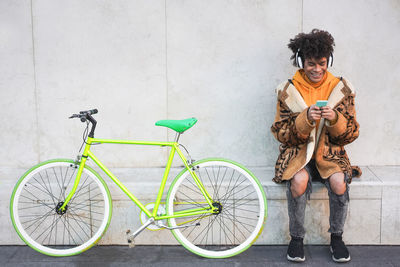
[303,57,327,83]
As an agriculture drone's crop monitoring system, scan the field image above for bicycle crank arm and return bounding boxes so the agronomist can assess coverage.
[158,222,200,230]
[126,217,155,247]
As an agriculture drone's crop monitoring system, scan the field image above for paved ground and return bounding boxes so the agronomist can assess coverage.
[1,245,400,267]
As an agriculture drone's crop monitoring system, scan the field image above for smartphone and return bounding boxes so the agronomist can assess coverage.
[316,100,328,107]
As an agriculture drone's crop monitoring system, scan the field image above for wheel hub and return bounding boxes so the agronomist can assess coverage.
[212,202,222,214]
[55,202,68,215]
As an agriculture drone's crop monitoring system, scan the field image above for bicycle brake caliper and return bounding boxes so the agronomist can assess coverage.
[188,159,196,170]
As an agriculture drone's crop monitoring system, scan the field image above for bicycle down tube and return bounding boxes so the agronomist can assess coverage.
[59,137,215,219]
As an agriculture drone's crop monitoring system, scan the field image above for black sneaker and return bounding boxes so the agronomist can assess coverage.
[330,234,351,262]
[287,236,305,262]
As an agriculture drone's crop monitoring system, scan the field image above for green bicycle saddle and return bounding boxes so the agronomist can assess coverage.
[155,118,198,133]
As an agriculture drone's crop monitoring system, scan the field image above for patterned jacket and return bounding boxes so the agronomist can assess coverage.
[271,78,361,183]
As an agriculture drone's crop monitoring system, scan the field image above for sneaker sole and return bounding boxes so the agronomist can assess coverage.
[287,254,305,262]
[330,246,351,263]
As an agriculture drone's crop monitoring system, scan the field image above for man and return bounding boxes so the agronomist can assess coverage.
[271,29,361,263]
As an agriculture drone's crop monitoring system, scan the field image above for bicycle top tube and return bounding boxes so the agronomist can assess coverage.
[87,137,177,147]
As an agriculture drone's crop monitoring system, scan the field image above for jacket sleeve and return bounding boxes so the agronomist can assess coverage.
[271,99,314,146]
[325,93,359,146]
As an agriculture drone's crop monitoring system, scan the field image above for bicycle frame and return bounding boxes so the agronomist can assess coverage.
[59,137,215,221]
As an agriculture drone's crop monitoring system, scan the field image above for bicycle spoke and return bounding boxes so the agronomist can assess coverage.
[215,214,236,245]
[69,205,104,216]
[215,167,229,202]
[20,210,55,225]
[223,206,260,214]
[25,181,58,203]
[60,213,86,244]
[180,214,210,236]
[52,167,64,200]
[175,189,208,210]
[204,168,218,199]
[217,177,247,203]
[218,214,247,242]
[68,177,94,204]
[67,211,93,239]
[31,212,63,241]
[33,174,58,205]
[64,213,79,245]
[47,213,56,245]
[21,207,55,230]
[70,191,102,204]
[18,200,54,211]
[192,214,219,245]
[39,214,64,245]
[223,198,259,211]
[61,166,69,199]
[64,167,77,197]
[198,214,220,246]
[20,187,55,210]
[211,166,221,200]
[181,180,203,197]
[220,210,256,232]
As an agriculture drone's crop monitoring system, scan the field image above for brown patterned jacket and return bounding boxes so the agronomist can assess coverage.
[271,78,361,183]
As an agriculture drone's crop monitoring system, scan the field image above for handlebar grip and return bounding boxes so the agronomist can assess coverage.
[79,109,98,115]
[89,109,98,115]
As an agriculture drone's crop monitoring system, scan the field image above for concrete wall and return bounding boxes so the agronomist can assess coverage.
[1,0,399,170]
[1,0,400,247]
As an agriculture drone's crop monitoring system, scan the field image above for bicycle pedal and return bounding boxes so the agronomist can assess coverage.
[127,238,135,248]
[126,229,135,248]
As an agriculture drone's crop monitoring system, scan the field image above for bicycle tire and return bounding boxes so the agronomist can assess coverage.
[166,158,267,258]
[10,159,112,256]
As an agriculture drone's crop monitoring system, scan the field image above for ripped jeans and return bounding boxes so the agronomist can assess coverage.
[287,160,349,238]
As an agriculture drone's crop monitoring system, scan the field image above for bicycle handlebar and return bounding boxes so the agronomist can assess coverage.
[69,109,98,138]
[69,109,98,119]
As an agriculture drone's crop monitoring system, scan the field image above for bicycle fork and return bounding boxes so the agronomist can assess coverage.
[58,149,90,213]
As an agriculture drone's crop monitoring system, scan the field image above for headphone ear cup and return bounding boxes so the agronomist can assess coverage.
[297,55,303,68]
[328,53,334,67]
[296,50,303,68]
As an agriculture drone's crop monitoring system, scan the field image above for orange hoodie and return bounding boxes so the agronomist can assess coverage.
[292,70,340,107]
[292,70,340,157]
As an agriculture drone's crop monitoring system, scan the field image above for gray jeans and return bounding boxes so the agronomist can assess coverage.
[286,160,349,238]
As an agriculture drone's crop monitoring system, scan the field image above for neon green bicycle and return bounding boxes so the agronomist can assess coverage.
[10,109,267,258]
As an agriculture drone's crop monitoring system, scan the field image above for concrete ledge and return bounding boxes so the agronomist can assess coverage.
[1,165,399,245]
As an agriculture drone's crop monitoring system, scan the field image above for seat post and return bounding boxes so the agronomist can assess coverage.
[174,132,181,143]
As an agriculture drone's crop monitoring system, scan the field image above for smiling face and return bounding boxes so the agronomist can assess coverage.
[303,57,327,83]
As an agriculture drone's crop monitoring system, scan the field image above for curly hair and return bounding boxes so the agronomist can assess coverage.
[288,29,335,67]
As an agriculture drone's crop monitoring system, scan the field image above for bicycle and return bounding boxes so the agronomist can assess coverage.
[10,109,267,258]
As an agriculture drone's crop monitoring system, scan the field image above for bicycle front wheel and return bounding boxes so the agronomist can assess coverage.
[166,158,267,258]
[10,159,112,256]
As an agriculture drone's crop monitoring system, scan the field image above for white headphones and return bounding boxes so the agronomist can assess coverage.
[295,49,333,69]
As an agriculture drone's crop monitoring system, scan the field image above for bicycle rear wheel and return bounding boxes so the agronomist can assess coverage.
[166,158,267,258]
[10,159,112,256]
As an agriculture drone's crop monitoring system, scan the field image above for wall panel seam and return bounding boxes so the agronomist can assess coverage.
[301,0,304,32]
[30,0,40,163]
[164,0,170,159]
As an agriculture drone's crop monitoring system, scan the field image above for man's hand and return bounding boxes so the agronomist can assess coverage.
[321,106,337,121]
[307,105,321,122]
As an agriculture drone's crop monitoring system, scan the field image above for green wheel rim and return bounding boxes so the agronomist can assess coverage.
[10,159,113,257]
[166,158,267,258]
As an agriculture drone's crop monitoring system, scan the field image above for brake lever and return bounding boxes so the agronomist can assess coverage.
[69,114,79,119]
